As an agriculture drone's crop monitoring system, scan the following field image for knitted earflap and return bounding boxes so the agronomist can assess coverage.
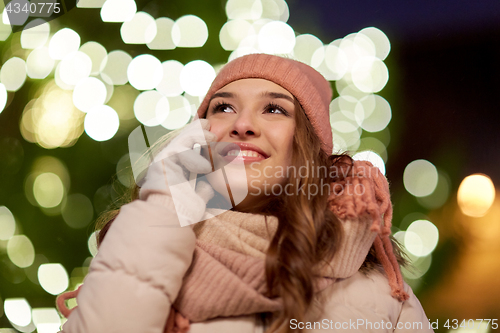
[327,159,410,302]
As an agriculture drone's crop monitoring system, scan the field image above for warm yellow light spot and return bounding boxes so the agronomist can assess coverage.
[457,174,496,217]
[33,172,64,208]
[7,235,35,268]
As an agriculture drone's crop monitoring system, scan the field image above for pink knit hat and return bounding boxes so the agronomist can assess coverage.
[196,53,334,154]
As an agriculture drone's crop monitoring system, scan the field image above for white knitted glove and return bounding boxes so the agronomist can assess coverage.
[139,119,218,227]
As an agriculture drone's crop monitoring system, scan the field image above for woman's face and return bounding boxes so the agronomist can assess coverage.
[204,78,296,211]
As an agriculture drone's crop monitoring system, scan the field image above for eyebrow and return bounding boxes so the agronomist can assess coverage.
[208,91,295,104]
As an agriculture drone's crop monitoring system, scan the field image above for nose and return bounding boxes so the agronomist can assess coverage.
[229,109,260,139]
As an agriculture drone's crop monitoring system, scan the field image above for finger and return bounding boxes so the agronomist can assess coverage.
[195,180,214,204]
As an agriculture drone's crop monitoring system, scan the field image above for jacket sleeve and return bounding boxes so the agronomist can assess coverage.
[59,196,196,333]
[393,283,434,333]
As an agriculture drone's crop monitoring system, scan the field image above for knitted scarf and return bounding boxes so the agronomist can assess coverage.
[56,160,409,333]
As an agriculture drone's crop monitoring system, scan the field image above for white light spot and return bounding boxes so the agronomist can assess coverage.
[0,57,27,91]
[293,34,323,66]
[155,60,184,97]
[88,231,98,256]
[32,308,61,333]
[180,60,215,97]
[59,51,92,85]
[20,19,50,49]
[351,56,389,93]
[352,150,386,175]
[26,47,55,79]
[33,172,64,208]
[37,264,69,295]
[100,0,136,22]
[360,94,391,132]
[100,50,132,85]
[403,159,438,197]
[359,27,391,60]
[226,0,263,20]
[171,15,208,48]
[133,90,167,126]
[406,220,439,257]
[127,54,163,90]
[48,28,81,60]
[219,19,255,51]
[0,83,6,113]
[77,0,106,7]
[0,206,16,240]
[4,298,32,327]
[84,105,120,141]
[161,96,192,130]
[73,77,107,112]
[324,42,349,80]
[120,12,157,44]
[147,17,176,50]
[258,21,295,54]
[79,41,107,75]
[7,235,35,268]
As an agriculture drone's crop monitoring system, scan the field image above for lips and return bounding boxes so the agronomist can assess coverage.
[218,142,269,161]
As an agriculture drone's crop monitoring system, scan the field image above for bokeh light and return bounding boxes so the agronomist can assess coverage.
[20,19,50,49]
[220,19,255,51]
[4,298,31,327]
[26,48,55,79]
[0,206,16,241]
[120,12,157,44]
[61,194,94,229]
[171,15,208,47]
[84,105,120,141]
[226,0,262,20]
[33,172,64,208]
[73,77,107,112]
[292,34,323,66]
[79,41,107,75]
[100,50,132,85]
[0,57,27,92]
[133,90,167,126]
[403,159,438,197]
[417,170,451,209]
[359,27,391,60]
[161,96,192,129]
[7,235,35,268]
[127,54,163,90]
[48,28,81,60]
[59,51,92,85]
[77,0,106,7]
[32,308,61,333]
[359,94,391,132]
[457,174,496,217]
[180,60,216,96]
[155,60,184,97]
[351,56,389,93]
[100,0,136,22]
[147,17,176,50]
[0,83,7,113]
[88,231,98,257]
[258,21,295,54]
[37,264,69,295]
[405,220,439,257]
[352,150,386,175]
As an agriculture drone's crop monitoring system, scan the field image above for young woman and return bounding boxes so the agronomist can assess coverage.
[57,54,434,333]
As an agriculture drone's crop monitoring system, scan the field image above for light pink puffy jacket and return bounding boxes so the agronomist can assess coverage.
[59,196,434,333]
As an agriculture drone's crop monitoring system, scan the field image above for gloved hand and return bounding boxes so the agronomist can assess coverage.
[139,119,218,227]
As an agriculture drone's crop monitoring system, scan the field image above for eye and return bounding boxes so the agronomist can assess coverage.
[265,103,290,116]
[211,101,234,114]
